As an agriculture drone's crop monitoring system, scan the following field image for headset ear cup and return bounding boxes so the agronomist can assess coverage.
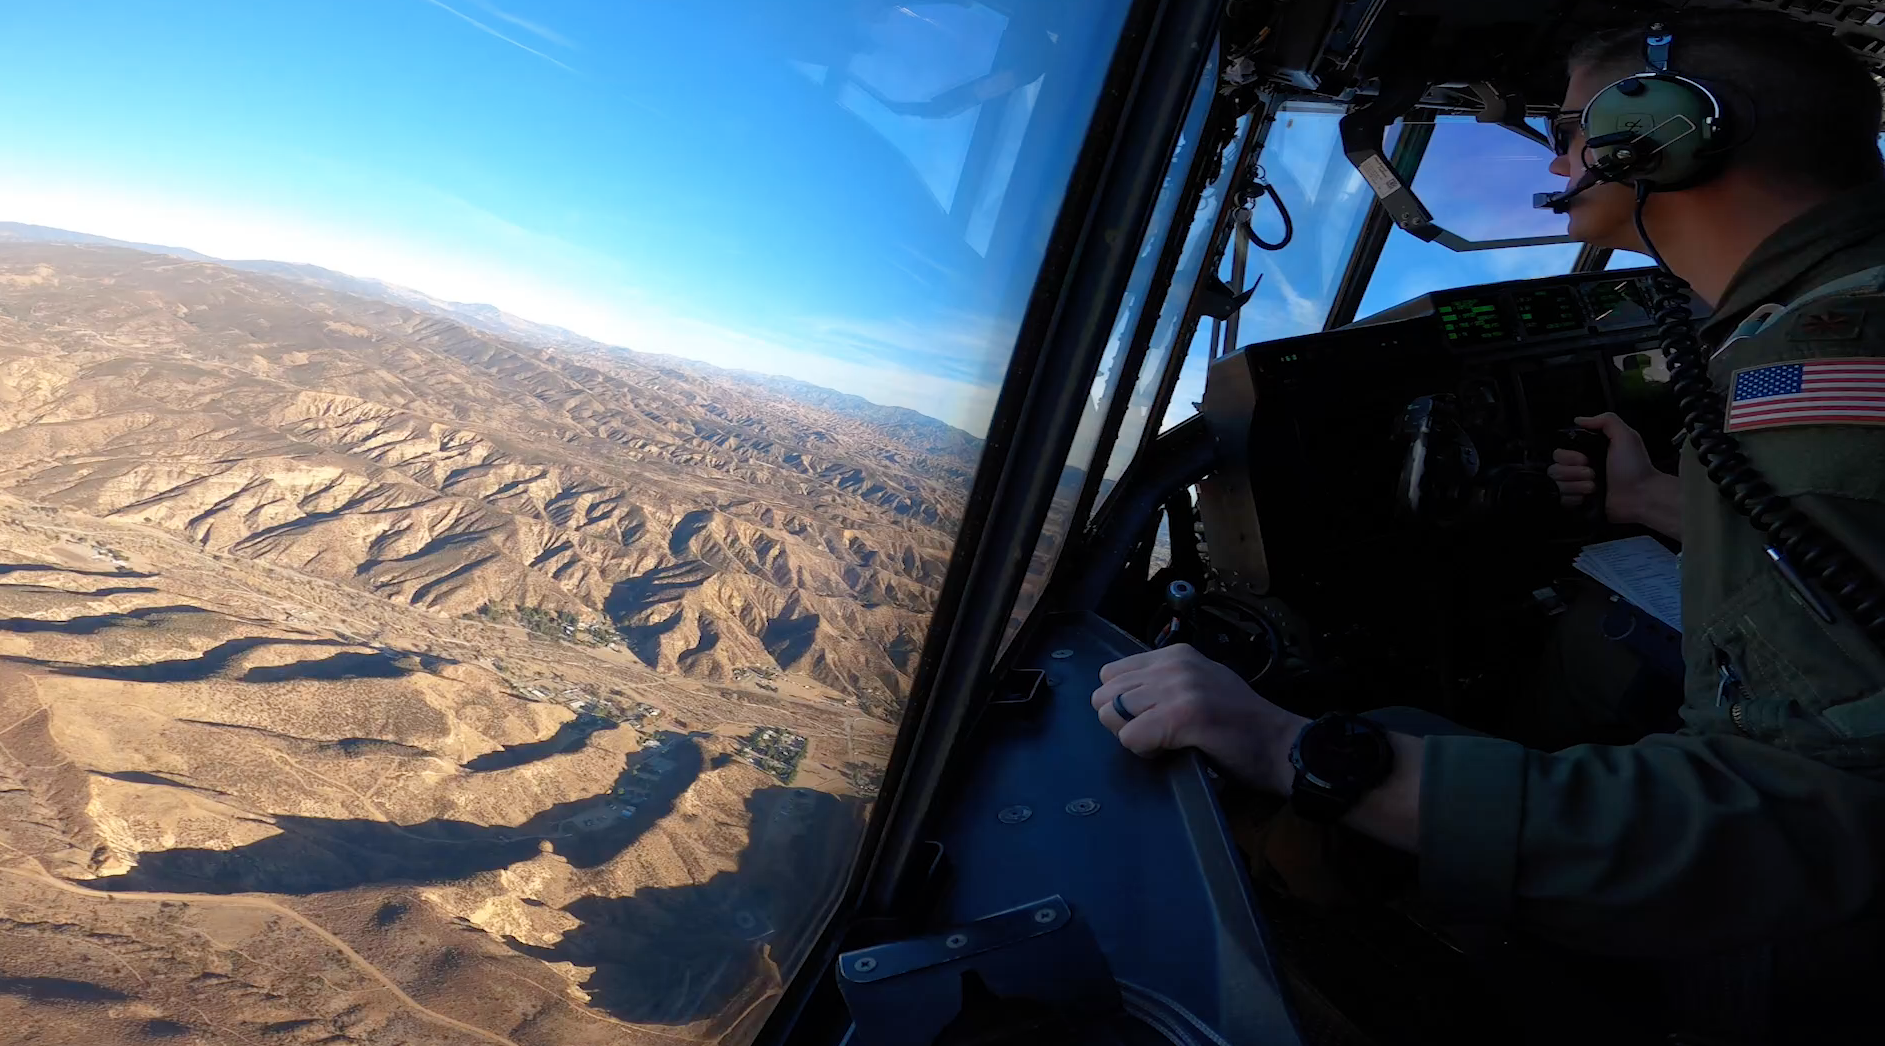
[1582,73,1723,190]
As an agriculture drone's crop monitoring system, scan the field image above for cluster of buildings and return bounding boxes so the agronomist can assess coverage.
[735,726,808,784]
[731,665,781,692]
[845,761,884,799]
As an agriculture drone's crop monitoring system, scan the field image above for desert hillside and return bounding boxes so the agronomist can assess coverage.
[0,241,979,714]
[0,238,950,1043]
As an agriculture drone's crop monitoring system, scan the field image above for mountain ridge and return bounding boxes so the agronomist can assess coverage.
[0,220,984,444]
[0,240,967,712]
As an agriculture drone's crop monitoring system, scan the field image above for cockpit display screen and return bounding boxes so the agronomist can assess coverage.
[1513,285,1585,338]
[1581,278,1652,332]
[1435,296,1507,345]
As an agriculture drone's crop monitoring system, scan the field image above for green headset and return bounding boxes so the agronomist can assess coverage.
[1563,24,1885,651]
[1567,23,1730,193]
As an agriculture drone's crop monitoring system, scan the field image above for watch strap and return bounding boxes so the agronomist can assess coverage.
[1289,773,1353,823]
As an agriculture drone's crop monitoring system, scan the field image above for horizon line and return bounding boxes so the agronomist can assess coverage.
[0,218,986,441]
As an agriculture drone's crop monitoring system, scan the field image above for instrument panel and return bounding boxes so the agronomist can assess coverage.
[1357,268,1666,350]
[1239,267,1698,452]
[1437,276,1656,344]
[1196,266,1700,597]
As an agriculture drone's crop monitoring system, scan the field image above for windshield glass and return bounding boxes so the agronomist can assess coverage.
[1155,106,1400,431]
[1355,115,1581,317]
[1408,115,1572,242]
[1007,55,1219,645]
[1102,114,1251,487]
[0,1,1127,1038]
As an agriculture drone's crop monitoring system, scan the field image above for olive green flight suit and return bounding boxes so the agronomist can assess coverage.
[1416,183,1885,1039]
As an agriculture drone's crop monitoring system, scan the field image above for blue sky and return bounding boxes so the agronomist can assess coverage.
[0,2,1689,442]
[0,0,1130,435]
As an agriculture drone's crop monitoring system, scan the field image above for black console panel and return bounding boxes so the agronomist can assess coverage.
[1230,268,1692,494]
[1202,266,1696,570]
[1192,267,1698,716]
[837,612,1301,1045]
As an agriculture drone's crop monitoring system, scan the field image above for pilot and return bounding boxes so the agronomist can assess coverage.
[1093,9,1885,1043]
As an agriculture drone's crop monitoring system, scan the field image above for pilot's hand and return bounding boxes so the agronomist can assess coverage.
[1548,412,1656,521]
[1092,644,1308,795]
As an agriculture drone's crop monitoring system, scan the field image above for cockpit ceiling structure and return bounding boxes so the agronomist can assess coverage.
[1236,0,1885,121]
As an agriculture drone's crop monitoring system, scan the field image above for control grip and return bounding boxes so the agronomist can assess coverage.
[1555,426,1609,519]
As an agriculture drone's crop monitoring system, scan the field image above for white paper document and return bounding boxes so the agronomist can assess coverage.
[1573,536,1683,633]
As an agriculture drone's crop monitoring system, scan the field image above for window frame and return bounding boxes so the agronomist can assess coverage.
[751,2,1227,1040]
[1064,49,1229,542]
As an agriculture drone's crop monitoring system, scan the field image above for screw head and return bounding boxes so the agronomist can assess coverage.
[1050,649,1075,659]
[853,956,877,973]
[1065,797,1100,816]
[998,805,1032,824]
[945,933,968,949]
[1033,907,1057,924]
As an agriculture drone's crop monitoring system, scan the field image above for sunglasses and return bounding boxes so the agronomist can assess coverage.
[1550,110,1585,156]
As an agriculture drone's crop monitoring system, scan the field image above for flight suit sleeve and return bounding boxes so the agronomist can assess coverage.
[1417,291,1885,956]
[1418,732,1885,955]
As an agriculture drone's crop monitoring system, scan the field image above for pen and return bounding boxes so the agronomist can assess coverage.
[1766,546,1837,624]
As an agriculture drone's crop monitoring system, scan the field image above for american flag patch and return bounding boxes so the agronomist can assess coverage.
[1726,358,1885,432]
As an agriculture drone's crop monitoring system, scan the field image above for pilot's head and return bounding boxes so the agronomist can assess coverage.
[1548,9,1884,252]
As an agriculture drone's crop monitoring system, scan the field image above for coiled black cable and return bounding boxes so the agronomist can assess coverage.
[1634,186,1885,648]
[1239,173,1293,251]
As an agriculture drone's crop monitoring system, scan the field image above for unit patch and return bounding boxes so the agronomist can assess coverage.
[1790,307,1866,341]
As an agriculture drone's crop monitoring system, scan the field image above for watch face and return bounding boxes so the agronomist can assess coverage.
[1294,715,1391,792]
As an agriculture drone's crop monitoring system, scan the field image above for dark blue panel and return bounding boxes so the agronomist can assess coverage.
[926,611,1302,1044]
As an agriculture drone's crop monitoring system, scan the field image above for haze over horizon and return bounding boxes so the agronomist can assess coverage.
[0,218,988,439]
[0,1,1092,436]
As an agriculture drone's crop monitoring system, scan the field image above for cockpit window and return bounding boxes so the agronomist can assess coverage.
[1237,106,1403,338]
[1406,115,1571,242]
[1101,114,1252,491]
[1157,105,1402,431]
[1359,235,1584,319]
[1006,48,1220,646]
[0,0,1130,1038]
[1352,115,1581,320]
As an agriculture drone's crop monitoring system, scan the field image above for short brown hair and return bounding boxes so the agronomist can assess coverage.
[1569,9,1885,190]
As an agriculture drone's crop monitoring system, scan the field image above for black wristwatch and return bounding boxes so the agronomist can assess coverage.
[1287,713,1395,823]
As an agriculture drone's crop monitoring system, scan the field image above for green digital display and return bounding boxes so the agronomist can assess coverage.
[1435,296,1507,344]
[1514,286,1585,337]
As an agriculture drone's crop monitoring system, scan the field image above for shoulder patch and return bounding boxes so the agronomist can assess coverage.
[1712,265,1885,361]
[1789,305,1866,341]
[1726,358,1885,432]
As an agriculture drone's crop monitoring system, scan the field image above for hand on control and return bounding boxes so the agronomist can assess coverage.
[1091,644,1307,795]
[1548,412,1657,523]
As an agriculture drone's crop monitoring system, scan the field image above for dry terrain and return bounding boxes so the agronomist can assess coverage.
[0,235,974,1043]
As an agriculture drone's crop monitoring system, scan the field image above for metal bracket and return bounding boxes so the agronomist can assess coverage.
[1197,270,1259,321]
[988,668,1047,712]
[836,896,1121,1045]
[1469,81,1552,151]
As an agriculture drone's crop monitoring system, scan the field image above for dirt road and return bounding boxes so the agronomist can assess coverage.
[0,864,524,1046]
